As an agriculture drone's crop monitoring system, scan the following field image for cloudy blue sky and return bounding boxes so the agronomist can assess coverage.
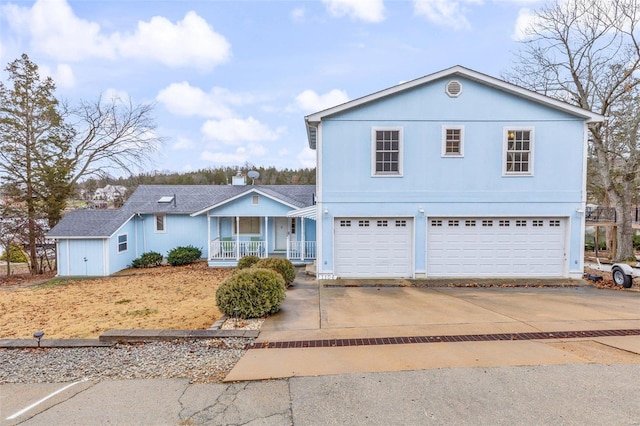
[0,0,543,173]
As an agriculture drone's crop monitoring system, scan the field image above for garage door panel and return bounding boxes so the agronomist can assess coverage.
[335,217,413,279]
[428,217,566,278]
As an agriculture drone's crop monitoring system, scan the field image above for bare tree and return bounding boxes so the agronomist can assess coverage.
[1,54,163,274]
[68,96,163,185]
[506,0,640,261]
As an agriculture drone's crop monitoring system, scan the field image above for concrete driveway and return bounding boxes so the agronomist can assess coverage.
[226,274,640,381]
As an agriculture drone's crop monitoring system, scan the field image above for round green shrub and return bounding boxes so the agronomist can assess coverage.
[237,255,260,269]
[216,268,286,319]
[254,258,296,287]
[0,243,29,263]
[131,251,163,268]
[167,245,202,266]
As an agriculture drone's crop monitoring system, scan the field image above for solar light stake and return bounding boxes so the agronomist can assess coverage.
[33,330,44,348]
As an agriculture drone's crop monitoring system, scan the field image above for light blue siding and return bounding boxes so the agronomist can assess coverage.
[57,238,106,276]
[212,192,296,216]
[109,219,137,274]
[317,76,588,278]
[134,214,208,258]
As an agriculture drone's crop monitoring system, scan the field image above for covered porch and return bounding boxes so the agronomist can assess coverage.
[207,212,316,266]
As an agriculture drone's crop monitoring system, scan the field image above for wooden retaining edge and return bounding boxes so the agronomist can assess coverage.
[98,329,259,343]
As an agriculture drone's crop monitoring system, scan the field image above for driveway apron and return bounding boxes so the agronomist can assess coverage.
[225,275,640,382]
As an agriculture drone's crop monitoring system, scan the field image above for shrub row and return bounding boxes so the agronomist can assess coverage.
[131,245,203,268]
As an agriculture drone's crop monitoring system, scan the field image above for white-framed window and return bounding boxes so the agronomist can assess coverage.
[290,218,296,235]
[155,214,166,232]
[233,217,261,235]
[441,125,464,157]
[117,234,128,253]
[372,127,403,177]
[503,127,534,176]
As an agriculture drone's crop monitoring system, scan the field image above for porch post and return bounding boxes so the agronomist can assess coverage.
[207,213,211,260]
[235,216,240,260]
[301,218,305,261]
[286,233,290,259]
[264,217,269,258]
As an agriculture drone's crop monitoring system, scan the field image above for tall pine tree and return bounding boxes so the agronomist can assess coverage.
[0,54,74,274]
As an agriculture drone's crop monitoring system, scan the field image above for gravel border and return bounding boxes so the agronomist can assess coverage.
[0,338,253,384]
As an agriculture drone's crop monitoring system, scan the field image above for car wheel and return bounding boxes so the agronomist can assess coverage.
[612,266,632,288]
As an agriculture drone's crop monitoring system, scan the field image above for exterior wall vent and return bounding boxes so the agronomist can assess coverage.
[445,80,462,97]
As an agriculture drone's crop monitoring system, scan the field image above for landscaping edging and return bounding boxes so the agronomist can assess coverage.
[99,329,259,343]
[0,329,259,348]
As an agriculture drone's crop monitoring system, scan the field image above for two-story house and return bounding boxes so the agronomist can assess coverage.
[305,66,603,280]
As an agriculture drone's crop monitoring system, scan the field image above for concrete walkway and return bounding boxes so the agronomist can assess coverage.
[225,274,640,381]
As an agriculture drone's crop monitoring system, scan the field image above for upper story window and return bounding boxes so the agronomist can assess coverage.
[441,126,464,157]
[117,234,128,253]
[504,128,534,176]
[372,127,403,177]
[155,214,166,232]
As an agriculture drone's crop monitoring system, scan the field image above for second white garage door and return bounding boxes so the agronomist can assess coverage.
[334,217,413,278]
[427,217,566,277]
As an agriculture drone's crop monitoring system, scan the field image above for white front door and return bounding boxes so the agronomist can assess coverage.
[274,217,288,251]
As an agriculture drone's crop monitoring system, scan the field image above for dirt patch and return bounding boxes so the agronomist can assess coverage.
[0,262,233,339]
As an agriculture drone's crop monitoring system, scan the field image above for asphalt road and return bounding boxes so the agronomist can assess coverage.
[3,363,639,425]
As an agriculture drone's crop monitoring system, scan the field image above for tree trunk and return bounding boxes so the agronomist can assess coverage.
[616,203,636,262]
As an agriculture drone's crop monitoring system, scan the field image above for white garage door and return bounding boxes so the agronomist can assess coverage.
[427,217,566,277]
[334,218,413,278]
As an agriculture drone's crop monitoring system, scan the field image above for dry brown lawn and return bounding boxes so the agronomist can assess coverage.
[0,262,233,339]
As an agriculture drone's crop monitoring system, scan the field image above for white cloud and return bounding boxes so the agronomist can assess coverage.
[200,144,267,164]
[172,136,194,150]
[156,82,265,118]
[1,0,230,69]
[295,89,349,112]
[2,0,114,61]
[114,11,231,70]
[322,0,385,23]
[413,0,481,30]
[512,8,536,41]
[39,63,75,89]
[157,82,235,119]
[297,147,316,168]
[201,117,282,144]
[291,7,306,22]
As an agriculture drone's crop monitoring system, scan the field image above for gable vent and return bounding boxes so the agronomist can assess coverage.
[445,80,462,97]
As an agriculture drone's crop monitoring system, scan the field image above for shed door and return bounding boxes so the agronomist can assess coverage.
[427,217,566,277]
[334,218,413,278]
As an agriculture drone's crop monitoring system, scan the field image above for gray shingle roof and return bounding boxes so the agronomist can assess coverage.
[46,209,132,238]
[47,185,315,238]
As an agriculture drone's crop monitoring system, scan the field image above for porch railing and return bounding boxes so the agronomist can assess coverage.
[287,240,316,260]
[210,239,266,260]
